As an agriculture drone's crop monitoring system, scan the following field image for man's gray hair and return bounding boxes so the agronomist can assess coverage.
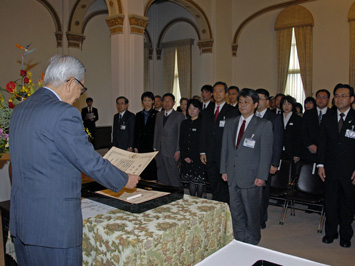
[43,55,86,87]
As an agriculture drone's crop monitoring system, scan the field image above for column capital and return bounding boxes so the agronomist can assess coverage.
[106,14,125,35]
[55,31,63,48]
[128,14,149,35]
[66,32,85,49]
[197,39,214,53]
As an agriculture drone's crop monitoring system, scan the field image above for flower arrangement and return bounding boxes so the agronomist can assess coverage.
[0,44,42,156]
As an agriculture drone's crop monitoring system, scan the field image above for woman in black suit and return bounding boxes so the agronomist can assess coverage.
[134,91,158,180]
[281,95,302,177]
[179,99,206,197]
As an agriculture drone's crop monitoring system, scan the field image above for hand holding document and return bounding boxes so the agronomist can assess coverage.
[103,147,158,176]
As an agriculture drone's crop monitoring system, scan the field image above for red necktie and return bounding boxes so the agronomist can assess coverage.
[214,105,220,122]
[236,120,246,148]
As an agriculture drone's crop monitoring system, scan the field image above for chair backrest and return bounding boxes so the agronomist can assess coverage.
[270,160,292,190]
[295,163,324,195]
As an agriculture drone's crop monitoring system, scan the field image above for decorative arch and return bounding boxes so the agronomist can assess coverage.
[231,0,317,57]
[145,0,213,53]
[155,18,200,59]
[67,0,122,48]
[145,28,153,60]
[36,0,63,47]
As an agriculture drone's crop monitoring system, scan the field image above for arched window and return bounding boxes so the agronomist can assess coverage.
[275,5,314,103]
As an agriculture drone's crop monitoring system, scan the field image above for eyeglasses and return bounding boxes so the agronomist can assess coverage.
[334,94,350,99]
[74,78,87,95]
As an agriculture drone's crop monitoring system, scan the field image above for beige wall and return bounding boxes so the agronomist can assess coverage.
[1,0,354,119]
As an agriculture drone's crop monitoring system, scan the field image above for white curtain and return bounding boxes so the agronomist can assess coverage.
[295,26,313,97]
[163,46,175,93]
[276,28,292,94]
[177,44,191,98]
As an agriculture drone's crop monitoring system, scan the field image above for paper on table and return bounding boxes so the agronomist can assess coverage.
[103,147,158,175]
[96,188,169,204]
[81,198,116,219]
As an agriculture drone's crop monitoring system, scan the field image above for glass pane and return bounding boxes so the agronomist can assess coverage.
[172,48,181,110]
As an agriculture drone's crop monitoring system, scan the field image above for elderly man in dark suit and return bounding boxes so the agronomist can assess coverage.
[301,89,331,163]
[81,97,98,147]
[113,96,135,151]
[9,55,140,265]
[153,93,185,187]
[200,81,239,203]
[220,88,273,245]
[255,89,283,229]
[318,83,355,248]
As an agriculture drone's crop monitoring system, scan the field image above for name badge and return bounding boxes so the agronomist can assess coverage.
[192,128,197,132]
[345,127,355,139]
[243,138,256,149]
[120,125,126,130]
[219,120,225,127]
[289,123,293,126]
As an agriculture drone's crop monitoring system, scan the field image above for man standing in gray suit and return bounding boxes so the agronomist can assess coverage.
[220,88,273,245]
[9,55,140,265]
[154,93,185,187]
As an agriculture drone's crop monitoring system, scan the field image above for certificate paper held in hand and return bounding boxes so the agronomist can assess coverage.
[103,147,158,176]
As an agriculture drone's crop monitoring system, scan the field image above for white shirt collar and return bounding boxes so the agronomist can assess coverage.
[337,108,351,121]
[283,111,293,129]
[214,102,226,113]
[165,109,173,116]
[119,110,126,116]
[43,86,61,101]
[256,108,267,118]
[316,106,327,115]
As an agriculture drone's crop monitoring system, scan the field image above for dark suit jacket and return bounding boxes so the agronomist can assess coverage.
[153,110,185,157]
[263,109,283,166]
[9,88,128,248]
[81,106,98,129]
[134,109,157,152]
[281,112,302,160]
[301,107,331,162]
[200,102,240,166]
[113,110,135,149]
[180,117,202,162]
[220,115,273,188]
[317,108,355,180]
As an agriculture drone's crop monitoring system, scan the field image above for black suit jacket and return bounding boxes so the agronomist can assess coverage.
[81,107,98,130]
[200,102,240,166]
[263,109,283,166]
[133,109,157,152]
[281,112,302,160]
[113,110,135,149]
[301,107,331,162]
[180,117,202,162]
[317,108,355,180]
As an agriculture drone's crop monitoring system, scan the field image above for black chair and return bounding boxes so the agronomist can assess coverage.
[268,160,293,224]
[280,162,325,233]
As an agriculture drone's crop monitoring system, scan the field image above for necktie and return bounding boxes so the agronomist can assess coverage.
[163,112,168,126]
[203,104,206,110]
[119,114,122,123]
[256,112,262,118]
[89,107,91,113]
[236,120,246,148]
[277,109,281,115]
[318,110,322,124]
[338,113,345,132]
[214,106,220,122]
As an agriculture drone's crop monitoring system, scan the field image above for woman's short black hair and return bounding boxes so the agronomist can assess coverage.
[141,91,154,102]
[280,95,296,112]
[304,96,316,108]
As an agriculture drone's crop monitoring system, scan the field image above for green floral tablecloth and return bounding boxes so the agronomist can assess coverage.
[82,195,233,266]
